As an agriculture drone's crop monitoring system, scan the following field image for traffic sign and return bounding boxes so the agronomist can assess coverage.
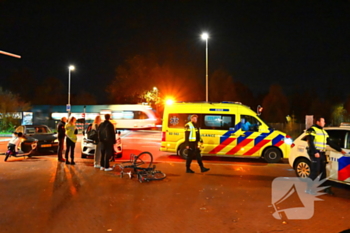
[66,104,71,111]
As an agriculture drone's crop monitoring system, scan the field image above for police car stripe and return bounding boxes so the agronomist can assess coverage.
[338,157,350,181]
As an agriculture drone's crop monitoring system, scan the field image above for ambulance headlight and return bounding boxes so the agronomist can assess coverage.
[284,136,293,145]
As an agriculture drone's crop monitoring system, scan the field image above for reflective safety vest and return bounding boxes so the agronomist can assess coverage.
[185,121,198,142]
[308,126,329,151]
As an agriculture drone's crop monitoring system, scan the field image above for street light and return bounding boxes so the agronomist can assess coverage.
[67,65,75,115]
[201,32,209,102]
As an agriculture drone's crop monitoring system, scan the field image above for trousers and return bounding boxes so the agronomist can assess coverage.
[65,137,75,161]
[186,142,204,169]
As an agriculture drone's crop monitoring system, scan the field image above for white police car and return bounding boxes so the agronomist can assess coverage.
[81,131,123,159]
[288,125,350,184]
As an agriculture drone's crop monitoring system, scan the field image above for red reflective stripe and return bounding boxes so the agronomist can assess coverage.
[274,141,284,147]
[226,139,253,155]
[243,139,270,156]
[209,137,236,154]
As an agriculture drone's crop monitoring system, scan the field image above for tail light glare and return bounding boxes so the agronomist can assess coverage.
[161,132,166,141]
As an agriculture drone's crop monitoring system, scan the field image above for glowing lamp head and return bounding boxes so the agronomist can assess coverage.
[166,99,174,105]
[69,65,75,71]
[201,32,209,40]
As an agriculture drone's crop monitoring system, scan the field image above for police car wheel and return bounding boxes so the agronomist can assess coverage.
[263,148,282,163]
[178,144,189,160]
[294,158,311,178]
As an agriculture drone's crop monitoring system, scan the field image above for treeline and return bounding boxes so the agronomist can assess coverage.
[2,54,350,126]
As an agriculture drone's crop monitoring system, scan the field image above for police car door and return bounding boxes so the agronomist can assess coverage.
[328,129,350,184]
[200,114,237,156]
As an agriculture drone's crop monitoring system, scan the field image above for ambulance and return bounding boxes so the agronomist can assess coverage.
[160,102,293,163]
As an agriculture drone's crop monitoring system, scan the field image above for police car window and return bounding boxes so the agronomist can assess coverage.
[241,115,260,131]
[326,130,346,149]
[346,132,350,149]
[168,114,192,128]
[202,114,235,130]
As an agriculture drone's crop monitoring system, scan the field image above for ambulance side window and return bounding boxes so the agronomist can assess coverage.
[241,115,260,132]
[168,114,193,128]
[202,114,235,130]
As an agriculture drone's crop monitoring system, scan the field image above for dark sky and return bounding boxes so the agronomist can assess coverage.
[1,0,350,103]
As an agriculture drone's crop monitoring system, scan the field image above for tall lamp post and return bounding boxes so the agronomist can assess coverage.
[201,32,209,102]
[67,65,75,115]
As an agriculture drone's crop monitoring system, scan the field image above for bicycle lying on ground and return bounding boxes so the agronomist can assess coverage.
[113,151,166,183]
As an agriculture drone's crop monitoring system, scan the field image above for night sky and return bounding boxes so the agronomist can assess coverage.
[1,0,350,103]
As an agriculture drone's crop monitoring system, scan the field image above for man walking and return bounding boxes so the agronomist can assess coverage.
[184,115,210,173]
[306,116,346,195]
[98,114,116,171]
[56,117,67,162]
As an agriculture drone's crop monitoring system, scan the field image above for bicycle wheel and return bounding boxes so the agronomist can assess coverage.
[134,151,153,171]
[150,170,166,181]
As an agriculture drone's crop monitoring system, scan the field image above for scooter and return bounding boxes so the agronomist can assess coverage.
[4,142,37,162]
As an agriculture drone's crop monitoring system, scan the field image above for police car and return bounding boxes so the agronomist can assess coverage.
[160,102,293,163]
[288,124,350,184]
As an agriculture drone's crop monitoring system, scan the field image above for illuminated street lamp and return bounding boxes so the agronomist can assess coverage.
[201,32,209,102]
[67,65,75,115]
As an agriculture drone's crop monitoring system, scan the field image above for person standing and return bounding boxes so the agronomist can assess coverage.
[98,114,116,171]
[65,116,78,165]
[56,117,67,162]
[92,115,102,168]
[184,115,210,173]
[306,116,346,195]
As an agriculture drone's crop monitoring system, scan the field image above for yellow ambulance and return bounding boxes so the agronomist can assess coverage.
[160,102,292,163]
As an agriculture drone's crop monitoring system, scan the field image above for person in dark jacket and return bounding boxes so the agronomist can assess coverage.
[56,117,67,162]
[306,116,346,195]
[184,115,210,173]
[98,114,116,171]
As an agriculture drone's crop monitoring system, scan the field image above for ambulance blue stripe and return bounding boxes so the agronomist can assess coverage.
[254,130,273,145]
[272,134,284,145]
[219,122,241,144]
[237,131,253,144]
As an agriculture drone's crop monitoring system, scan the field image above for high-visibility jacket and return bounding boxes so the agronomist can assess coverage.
[308,126,329,151]
[65,123,77,143]
[185,121,198,142]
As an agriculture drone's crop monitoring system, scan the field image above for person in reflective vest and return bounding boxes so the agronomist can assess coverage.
[184,114,210,173]
[306,116,345,195]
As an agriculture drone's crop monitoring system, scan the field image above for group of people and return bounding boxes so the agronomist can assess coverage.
[56,114,116,171]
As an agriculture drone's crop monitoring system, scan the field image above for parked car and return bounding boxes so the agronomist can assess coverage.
[14,125,59,153]
[81,130,123,159]
[288,125,350,184]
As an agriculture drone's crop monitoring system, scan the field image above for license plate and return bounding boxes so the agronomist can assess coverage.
[41,144,52,148]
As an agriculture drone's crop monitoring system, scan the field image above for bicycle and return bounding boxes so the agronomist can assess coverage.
[114,151,166,183]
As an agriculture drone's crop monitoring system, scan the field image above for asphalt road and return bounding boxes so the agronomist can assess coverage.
[0,131,350,233]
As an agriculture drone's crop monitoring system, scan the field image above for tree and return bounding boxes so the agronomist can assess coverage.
[262,84,290,123]
[209,69,235,102]
[74,91,97,105]
[32,77,66,105]
[0,87,31,131]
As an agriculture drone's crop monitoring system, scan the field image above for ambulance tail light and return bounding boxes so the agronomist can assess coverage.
[284,135,293,146]
[161,132,166,141]
[291,143,295,148]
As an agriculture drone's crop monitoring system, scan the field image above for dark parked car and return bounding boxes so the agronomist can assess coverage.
[15,125,59,153]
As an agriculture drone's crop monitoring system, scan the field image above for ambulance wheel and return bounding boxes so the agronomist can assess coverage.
[178,144,189,160]
[263,148,282,163]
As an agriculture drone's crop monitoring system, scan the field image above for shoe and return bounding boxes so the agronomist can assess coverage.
[94,165,101,168]
[100,167,104,171]
[104,168,113,171]
[201,167,210,173]
[58,158,66,162]
[324,188,335,196]
[186,169,195,173]
[71,161,75,165]
[66,161,71,165]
